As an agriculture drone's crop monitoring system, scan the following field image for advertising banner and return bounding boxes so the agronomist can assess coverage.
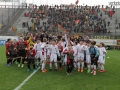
[0,36,19,41]
[0,36,19,46]
[117,39,120,45]
[90,39,117,46]
[0,40,6,45]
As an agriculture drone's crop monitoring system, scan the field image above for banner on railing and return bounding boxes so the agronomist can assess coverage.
[74,33,84,38]
[117,40,120,45]
[93,36,111,39]
[0,36,19,46]
[0,40,6,45]
[90,39,117,46]
[0,36,19,41]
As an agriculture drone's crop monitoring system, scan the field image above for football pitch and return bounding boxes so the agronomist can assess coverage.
[0,46,120,90]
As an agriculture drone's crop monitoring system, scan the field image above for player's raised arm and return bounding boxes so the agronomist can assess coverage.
[64,34,68,44]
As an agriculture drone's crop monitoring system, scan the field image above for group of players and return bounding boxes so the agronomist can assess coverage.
[5,34,106,75]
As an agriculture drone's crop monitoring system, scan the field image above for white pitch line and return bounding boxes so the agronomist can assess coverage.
[14,67,40,90]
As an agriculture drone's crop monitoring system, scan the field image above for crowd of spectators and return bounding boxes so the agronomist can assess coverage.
[23,4,120,35]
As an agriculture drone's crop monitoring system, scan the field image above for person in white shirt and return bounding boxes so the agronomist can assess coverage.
[61,38,66,49]
[84,41,91,73]
[77,40,85,72]
[72,41,78,69]
[62,46,68,68]
[49,40,60,71]
[98,42,107,72]
[34,38,42,67]
[64,34,73,46]
[46,41,52,64]
[60,38,66,65]
[57,40,63,70]
[40,38,47,73]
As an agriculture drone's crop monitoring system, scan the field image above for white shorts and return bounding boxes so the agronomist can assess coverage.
[50,54,57,62]
[98,56,105,64]
[40,52,47,61]
[74,56,78,62]
[64,55,67,63]
[35,51,41,59]
[86,55,91,63]
[40,55,46,61]
[77,53,84,61]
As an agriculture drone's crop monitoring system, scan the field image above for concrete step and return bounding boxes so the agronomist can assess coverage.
[0,8,27,35]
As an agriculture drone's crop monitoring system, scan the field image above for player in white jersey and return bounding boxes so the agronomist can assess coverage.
[98,42,106,72]
[57,40,63,70]
[83,41,87,69]
[34,38,42,67]
[60,38,66,66]
[61,38,66,49]
[46,41,52,64]
[64,34,73,46]
[49,40,60,71]
[84,41,91,73]
[77,40,85,72]
[62,46,68,68]
[72,41,78,69]
[40,38,47,73]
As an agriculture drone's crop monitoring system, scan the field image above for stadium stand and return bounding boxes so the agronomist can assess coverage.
[24,5,120,36]
[0,8,14,28]
[1,4,120,37]
[0,8,27,35]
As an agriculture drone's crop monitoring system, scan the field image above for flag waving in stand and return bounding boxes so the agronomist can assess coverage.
[58,24,67,33]
[12,26,17,32]
[75,20,80,26]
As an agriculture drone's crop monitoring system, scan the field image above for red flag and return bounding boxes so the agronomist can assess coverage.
[75,20,80,25]
[75,0,79,5]
[12,26,17,32]
[58,24,66,32]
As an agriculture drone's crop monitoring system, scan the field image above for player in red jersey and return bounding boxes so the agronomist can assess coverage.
[26,44,36,72]
[17,36,28,67]
[6,38,12,66]
[11,39,18,63]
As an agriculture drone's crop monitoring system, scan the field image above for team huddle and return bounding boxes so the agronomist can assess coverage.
[5,34,107,75]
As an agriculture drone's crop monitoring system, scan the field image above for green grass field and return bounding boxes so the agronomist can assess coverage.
[0,46,120,90]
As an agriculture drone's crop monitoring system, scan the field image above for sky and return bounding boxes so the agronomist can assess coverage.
[0,0,120,8]
[25,0,120,6]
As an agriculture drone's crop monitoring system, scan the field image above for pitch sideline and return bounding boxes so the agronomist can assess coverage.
[14,67,40,90]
